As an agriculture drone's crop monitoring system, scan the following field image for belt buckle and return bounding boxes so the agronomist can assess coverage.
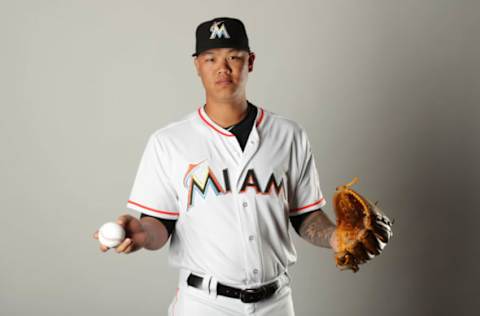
[240,287,266,303]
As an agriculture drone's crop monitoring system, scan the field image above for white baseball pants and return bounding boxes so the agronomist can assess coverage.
[167,268,296,316]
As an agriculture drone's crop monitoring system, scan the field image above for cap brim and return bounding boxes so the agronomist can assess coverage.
[191,48,251,58]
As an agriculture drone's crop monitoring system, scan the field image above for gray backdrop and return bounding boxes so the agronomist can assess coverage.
[1,0,479,315]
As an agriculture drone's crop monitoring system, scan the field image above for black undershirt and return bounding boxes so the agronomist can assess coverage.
[139,101,320,237]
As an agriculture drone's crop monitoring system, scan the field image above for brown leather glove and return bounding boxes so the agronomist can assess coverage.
[332,177,394,272]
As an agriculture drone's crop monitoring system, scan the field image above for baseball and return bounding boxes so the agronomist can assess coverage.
[98,222,126,248]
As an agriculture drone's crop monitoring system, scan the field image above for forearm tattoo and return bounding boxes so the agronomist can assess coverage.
[299,210,336,248]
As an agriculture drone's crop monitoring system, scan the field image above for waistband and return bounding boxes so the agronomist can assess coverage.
[177,268,291,295]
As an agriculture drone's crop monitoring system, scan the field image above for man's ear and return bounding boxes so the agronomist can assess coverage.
[248,52,256,72]
[193,57,200,76]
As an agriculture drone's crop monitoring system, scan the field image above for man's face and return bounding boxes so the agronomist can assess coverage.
[194,48,255,101]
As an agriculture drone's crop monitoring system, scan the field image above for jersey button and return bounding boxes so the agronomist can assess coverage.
[253,268,259,274]
[248,235,255,241]
[242,202,248,208]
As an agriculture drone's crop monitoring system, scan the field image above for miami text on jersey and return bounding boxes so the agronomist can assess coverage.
[183,160,285,209]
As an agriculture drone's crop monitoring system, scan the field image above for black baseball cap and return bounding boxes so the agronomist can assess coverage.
[192,17,251,57]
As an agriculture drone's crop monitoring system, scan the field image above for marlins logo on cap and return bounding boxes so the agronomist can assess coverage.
[192,17,251,57]
[210,21,230,39]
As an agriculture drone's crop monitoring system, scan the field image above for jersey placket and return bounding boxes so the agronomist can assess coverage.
[198,105,265,285]
[228,126,265,285]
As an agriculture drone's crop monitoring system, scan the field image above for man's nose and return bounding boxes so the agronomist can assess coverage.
[217,58,231,74]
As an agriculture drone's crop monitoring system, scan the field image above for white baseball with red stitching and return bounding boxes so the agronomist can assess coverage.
[98,222,125,248]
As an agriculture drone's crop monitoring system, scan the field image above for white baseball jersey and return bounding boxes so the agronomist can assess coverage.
[126,104,326,287]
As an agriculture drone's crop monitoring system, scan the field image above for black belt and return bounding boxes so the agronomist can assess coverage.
[186,273,282,303]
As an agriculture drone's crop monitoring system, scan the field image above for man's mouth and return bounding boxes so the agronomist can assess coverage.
[215,78,233,85]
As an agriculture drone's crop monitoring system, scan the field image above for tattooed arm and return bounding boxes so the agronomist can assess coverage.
[291,209,339,250]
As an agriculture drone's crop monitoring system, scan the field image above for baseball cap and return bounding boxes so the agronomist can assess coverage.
[192,17,251,57]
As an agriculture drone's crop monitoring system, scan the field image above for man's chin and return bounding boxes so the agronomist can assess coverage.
[212,89,237,98]
[210,92,241,102]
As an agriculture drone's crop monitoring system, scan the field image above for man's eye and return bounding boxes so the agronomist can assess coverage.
[205,58,214,62]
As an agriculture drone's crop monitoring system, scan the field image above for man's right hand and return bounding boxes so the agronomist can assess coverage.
[93,214,148,254]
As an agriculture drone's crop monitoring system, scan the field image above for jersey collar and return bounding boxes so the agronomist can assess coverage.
[197,103,265,137]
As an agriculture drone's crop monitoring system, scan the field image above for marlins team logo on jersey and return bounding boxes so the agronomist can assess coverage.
[209,21,230,39]
[183,160,285,210]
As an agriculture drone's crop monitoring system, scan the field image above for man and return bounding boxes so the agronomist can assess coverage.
[93,17,339,316]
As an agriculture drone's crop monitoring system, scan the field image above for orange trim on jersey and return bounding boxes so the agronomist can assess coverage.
[173,287,179,316]
[256,107,265,127]
[197,105,265,136]
[197,107,235,137]
[127,200,179,216]
[290,197,325,213]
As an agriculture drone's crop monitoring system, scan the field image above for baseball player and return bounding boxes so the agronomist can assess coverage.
[93,17,339,316]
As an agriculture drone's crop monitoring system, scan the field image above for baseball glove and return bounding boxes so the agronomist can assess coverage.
[332,177,394,272]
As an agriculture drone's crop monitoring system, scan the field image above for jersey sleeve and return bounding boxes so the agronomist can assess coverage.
[288,126,327,217]
[126,134,180,220]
